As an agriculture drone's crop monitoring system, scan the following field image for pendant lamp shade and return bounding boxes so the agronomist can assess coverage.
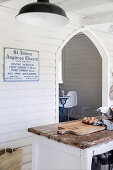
[16,0,69,27]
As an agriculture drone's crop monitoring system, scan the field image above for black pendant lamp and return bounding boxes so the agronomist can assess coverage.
[16,0,69,27]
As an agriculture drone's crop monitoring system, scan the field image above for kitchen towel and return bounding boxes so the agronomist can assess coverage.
[104,107,113,119]
[94,118,113,131]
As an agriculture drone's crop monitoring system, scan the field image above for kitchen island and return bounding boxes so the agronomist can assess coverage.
[28,120,113,170]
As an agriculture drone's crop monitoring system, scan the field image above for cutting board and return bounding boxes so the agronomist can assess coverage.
[58,120,106,136]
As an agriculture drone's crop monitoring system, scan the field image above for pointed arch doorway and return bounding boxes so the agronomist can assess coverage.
[56,28,109,122]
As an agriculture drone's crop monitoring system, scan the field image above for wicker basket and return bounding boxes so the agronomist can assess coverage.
[0,148,23,170]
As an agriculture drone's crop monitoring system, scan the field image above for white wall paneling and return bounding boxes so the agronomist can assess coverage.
[84,12,113,26]
[0,2,83,168]
[0,1,113,169]
[0,6,56,169]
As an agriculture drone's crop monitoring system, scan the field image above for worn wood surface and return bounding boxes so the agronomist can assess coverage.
[28,120,113,149]
[58,120,105,135]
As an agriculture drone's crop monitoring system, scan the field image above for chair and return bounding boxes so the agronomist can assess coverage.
[59,91,78,121]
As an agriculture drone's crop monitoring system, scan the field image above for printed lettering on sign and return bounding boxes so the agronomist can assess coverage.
[4,48,39,81]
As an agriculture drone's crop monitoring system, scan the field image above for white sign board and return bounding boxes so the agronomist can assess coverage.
[4,48,39,82]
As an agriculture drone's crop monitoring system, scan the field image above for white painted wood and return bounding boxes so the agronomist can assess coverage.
[57,0,113,12]
[0,130,32,144]
[0,112,55,126]
[0,1,113,169]
[22,162,32,170]
[89,29,113,105]
[56,27,110,122]
[22,153,32,164]
[0,137,33,149]
[85,12,113,26]
[22,145,32,155]
[0,103,55,116]
[55,52,59,123]
[0,117,55,169]
[0,118,55,135]
[2,0,113,31]
[2,0,113,18]
[32,135,82,170]
[32,134,113,170]
[0,5,64,169]
[0,0,10,2]
[0,89,55,99]
[56,27,113,124]
[75,2,113,16]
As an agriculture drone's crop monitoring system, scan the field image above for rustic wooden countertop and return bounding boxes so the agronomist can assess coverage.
[28,120,113,149]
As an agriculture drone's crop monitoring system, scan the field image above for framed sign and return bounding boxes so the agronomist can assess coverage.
[4,47,39,82]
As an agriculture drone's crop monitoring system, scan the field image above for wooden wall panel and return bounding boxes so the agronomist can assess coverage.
[0,6,59,169]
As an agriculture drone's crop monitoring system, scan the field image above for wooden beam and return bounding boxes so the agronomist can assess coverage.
[56,0,113,11]
[84,12,113,26]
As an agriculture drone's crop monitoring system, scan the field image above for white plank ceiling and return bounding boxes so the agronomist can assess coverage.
[1,0,113,32]
[0,0,113,15]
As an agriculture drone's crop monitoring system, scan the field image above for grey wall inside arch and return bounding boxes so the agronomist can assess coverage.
[60,34,102,119]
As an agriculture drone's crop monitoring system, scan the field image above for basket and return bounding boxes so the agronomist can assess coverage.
[0,148,23,170]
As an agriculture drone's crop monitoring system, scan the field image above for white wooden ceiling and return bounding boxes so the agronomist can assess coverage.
[1,0,113,32]
[1,0,113,15]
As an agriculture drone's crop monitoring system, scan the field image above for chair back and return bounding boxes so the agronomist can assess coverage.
[64,91,77,108]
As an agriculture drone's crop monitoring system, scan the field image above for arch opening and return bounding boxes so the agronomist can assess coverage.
[56,28,109,122]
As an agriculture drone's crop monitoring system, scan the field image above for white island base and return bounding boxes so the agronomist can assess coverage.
[32,134,113,170]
